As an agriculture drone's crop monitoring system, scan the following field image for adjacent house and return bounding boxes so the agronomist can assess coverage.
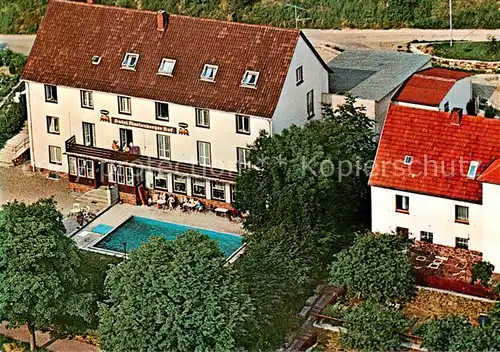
[21,0,329,206]
[370,104,500,272]
[322,50,431,134]
[393,67,473,112]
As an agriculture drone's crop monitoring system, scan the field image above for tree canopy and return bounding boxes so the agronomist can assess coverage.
[0,199,93,351]
[235,97,376,262]
[328,232,415,302]
[99,231,252,352]
[341,300,408,352]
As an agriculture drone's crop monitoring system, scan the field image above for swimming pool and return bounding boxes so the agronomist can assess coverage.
[93,216,243,257]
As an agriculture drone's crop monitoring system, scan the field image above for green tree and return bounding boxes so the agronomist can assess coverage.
[328,232,415,302]
[235,96,376,263]
[235,225,322,349]
[0,199,93,352]
[99,231,252,352]
[471,261,495,286]
[341,300,408,352]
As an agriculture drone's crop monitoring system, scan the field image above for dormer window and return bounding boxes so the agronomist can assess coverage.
[158,58,176,76]
[467,161,479,179]
[92,56,101,65]
[201,64,218,81]
[122,53,139,70]
[241,70,259,87]
[403,155,413,165]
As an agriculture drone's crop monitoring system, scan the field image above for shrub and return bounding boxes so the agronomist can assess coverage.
[0,100,26,149]
[341,300,408,352]
[484,105,497,118]
[471,261,495,286]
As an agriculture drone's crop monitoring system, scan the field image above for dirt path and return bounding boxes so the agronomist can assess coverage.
[0,323,99,352]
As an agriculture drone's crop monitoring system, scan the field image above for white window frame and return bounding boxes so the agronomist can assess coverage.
[118,96,131,115]
[307,89,314,118]
[455,205,469,223]
[155,102,169,121]
[236,114,250,134]
[117,166,125,185]
[296,66,303,85]
[241,70,259,87]
[211,181,226,201]
[77,158,86,176]
[125,167,134,186]
[80,90,94,109]
[197,141,211,166]
[455,237,468,249]
[195,108,210,128]
[237,147,251,170]
[121,53,139,70]
[86,160,94,179]
[200,64,218,81]
[46,116,59,134]
[108,164,117,183]
[45,85,58,103]
[396,195,409,212]
[48,145,62,164]
[173,175,187,194]
[157,134,171,160]
[154,172,168,190]
[91,55,101,65]
[158,58,176,76]
[192,178,206,197]
[467,161,479,179]
[420,231,433,244]
[69,157,77,176]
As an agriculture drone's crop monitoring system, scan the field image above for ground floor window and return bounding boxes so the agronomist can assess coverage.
[117,166,125,184]
[396,227,409,239]
[192,178,206,197]
[48,145,62,165]
[108,164,117,183]
[455,237,468,249]
[78,158,86,176]
[86,160,94,179]
[69,157,77,176]
[211,181,226,201]
[154,172,168,190]
[230,184,235,203]
[420,231,433,244]
[173,175,187,194]
[126,167,134,186]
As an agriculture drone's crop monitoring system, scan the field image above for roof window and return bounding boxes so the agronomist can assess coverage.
[403,155,413,165]
[241,70,259,87]
[467,161,479,179]
[122,53,139,70]
[158,58,176,76]
[91,56,101,65]
[201,64,218,81]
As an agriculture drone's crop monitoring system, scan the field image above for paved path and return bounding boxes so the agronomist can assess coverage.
[0,35,36,55]
[0,323,99,352]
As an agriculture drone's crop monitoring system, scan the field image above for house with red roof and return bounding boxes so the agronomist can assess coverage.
[370,104,500,272]
[394,67,473,114]
[21,0,329,206]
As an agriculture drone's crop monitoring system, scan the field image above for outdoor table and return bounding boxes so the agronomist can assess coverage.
[215,207,229,216]
[157,199,166,208]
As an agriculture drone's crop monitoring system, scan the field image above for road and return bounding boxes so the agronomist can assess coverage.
[0,34,36,55]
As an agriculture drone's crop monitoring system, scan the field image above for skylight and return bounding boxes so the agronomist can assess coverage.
[122,53,139,70]
[91,55,101,65]
[467,161,479,179]
[158,58,176,76]
[403,155,413,165]
[200,64,218,81]
[241,70,259,87]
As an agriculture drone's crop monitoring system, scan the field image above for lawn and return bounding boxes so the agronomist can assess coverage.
[432,41,500,62]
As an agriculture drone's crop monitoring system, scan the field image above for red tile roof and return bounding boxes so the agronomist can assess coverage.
[22,0,302,118]
[394,68,472,107]
[369,105,500,203]
[477,159,500,185]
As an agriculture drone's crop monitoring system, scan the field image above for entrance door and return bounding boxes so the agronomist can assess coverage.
[83,122,95,147]
[119,128,133,151]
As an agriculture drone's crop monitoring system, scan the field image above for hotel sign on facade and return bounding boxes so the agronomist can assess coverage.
[111,117,177,134]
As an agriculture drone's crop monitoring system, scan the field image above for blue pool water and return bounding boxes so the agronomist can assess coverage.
[92,224,114,235]
[93,216,242,257]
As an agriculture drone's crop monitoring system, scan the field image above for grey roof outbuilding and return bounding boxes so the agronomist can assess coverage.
[327,49,431,102]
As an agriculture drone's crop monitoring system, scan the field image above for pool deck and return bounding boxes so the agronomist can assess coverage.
[72,203,245,256]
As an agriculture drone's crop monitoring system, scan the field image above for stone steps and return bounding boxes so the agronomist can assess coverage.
[0,123,29,167]
[73,187,109,205]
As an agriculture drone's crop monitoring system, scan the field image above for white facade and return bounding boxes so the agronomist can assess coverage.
[24,34,329,204]
[371,185,500,271]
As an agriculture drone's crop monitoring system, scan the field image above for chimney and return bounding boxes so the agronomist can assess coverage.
[451,107,463,125]
[157,10,167,31]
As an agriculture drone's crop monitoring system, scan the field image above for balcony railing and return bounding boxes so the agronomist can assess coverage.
[64,135,238,182]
